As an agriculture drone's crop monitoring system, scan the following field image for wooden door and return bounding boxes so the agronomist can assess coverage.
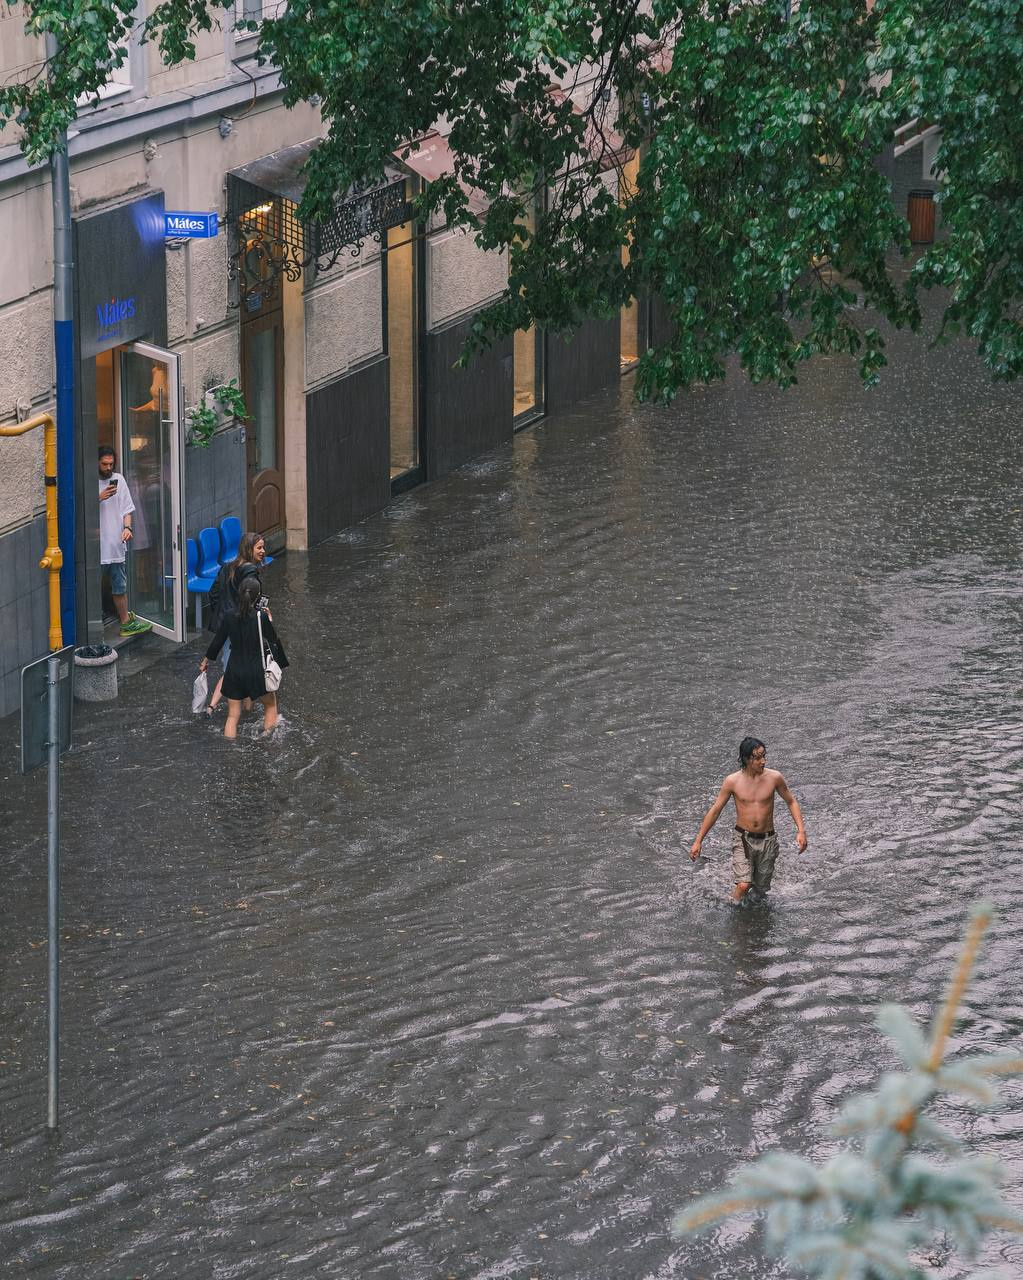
[241,309,285,539]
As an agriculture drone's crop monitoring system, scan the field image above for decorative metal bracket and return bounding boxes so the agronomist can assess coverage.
[227,173,411,309]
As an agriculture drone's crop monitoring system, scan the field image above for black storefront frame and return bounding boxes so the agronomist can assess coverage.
[73,192,169,644]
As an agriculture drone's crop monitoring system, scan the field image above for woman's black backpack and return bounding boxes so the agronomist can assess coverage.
[206,563,232,632]
[207,561,260,632]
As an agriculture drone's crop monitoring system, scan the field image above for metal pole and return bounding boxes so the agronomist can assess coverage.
[47,33,77,648]
[45,34,71,1132]
[46,653,61,1130]
[0,411,65,1131]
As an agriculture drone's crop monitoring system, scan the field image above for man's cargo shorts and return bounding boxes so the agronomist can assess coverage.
[730,827,779,893]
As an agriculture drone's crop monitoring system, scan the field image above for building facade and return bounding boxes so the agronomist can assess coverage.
[0,10,631,719]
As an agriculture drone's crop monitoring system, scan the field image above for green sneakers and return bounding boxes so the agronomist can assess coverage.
[120,613,153,637]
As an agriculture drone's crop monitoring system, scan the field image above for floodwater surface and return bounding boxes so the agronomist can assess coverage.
[2,314,1022,1279]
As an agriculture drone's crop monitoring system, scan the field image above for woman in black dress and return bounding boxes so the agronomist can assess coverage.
[199,577,288,739]
[205,531,269,715]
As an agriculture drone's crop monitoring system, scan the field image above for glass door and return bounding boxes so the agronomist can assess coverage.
[117,343,185,641]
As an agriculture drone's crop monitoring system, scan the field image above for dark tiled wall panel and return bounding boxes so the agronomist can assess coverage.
[306,360,391,547]
[423,320,513,481]
[0,513,51,719]
[545,316,620,415]
[185,427,248,547]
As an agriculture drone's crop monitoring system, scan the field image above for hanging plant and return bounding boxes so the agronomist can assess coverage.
[186,378,249,448]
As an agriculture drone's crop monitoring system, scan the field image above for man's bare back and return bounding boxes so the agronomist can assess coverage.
[689,739,807,902]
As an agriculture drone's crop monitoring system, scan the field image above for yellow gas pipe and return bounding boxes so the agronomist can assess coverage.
[0,413,64,651]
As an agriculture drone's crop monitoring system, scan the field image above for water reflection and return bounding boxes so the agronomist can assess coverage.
[2,309,1022,1277]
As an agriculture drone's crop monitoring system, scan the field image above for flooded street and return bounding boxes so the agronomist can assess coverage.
[2,315,1022,1279]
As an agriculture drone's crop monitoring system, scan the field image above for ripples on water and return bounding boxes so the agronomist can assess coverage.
[1,318,1022,1278]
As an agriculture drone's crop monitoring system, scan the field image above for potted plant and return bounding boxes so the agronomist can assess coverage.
[185,378,248,448]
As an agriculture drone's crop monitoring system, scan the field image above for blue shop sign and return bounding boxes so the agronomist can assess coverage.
[164,211,219,239]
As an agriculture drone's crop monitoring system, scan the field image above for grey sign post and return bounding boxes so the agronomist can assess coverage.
[21,645,75,1130]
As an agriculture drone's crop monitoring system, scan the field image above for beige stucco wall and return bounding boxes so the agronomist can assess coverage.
[304,262,384,389]
[167,243,188,344]
[0,178,53,308]
[0,3,46,152]
[0,283,54,532]
[0,425,46,532]
[186,329,239,408]
[68,142,148,211]
[0,293,54,424]
[147,26,228,98]
[167,237,230,347]
[427,229,507,331]
[0,4,43,88]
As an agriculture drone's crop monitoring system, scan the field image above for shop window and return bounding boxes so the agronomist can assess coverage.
[513,327,543,424]
[620,152,644,369]
[387,215,419,479]
[512,195,544,424]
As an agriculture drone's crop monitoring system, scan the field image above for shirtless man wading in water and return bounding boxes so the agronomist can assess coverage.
[689,737,808,903]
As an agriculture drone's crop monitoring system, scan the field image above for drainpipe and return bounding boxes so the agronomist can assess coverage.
[46,33,77,645]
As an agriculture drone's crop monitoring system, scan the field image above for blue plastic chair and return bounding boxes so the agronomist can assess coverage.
[219,516,241,565]
[197,527,221,579]
[219,516,274,566]
[186,537,217,629]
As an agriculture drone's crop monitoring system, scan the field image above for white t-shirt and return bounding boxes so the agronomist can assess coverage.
[98,472,136,565]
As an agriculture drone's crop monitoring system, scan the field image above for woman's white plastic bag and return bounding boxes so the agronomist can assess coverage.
[191,669,209,714]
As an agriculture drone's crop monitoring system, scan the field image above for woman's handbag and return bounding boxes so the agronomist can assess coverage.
[256,608,283,692]
[191,669,209,713]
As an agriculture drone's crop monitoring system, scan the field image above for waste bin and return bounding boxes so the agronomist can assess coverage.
[74,644,119,701]
[907,189,936,245]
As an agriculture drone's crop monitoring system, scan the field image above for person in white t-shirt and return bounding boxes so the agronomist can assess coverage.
[98,445,152,637]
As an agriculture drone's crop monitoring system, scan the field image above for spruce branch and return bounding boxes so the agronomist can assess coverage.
[925,902,992,1073]
[675,902,1021,1278]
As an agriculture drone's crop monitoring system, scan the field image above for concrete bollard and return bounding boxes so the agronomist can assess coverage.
[74,645,119,701]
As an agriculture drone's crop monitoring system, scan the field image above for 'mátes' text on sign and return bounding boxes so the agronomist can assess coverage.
[96,296,136,343]
[164,211,219,239]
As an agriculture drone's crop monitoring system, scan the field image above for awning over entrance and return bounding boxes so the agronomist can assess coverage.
[546,88,633,173]
[226,139,411,304]
[230,138,320,206]
[395,132,490,215]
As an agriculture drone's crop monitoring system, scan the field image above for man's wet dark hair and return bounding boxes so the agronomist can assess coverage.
[98,445,115,461]
[738,737,766,769]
